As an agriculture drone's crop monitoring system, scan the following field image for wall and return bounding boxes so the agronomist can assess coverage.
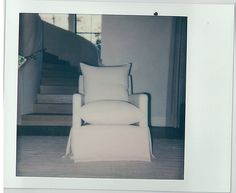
[101,15,173,126]
[17,13,43,124]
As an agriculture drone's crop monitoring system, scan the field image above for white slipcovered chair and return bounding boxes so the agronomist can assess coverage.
[65,63,153,162]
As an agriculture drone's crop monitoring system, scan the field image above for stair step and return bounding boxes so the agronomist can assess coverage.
[40,85,78,94]
[42,67,78,75]
[43,52,60,63]
[17,126,70,136]
[37,94,73,103]
[43,53,71,66]
[43,62,72,69]
[42,71,79,77]
[41,78,78,86]
[34,103,72,114]
[42,76,78,81]
[21,114,72,126]
[42,64,78,71]
[42,73,78,79]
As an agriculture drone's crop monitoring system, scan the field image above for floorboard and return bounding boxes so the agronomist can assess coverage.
[16,136,184,179]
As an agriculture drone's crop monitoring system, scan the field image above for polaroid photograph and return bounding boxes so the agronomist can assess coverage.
[16,13,186,180]
[3,1,235,193]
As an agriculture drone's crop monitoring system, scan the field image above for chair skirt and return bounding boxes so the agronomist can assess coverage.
[67,125,152,162]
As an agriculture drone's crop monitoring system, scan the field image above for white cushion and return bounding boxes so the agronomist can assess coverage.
[80,63,130,103]
[80,100,144,125]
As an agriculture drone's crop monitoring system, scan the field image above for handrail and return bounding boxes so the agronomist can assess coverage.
[43,21,99,67]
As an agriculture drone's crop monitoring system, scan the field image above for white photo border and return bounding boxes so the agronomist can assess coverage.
[3,1,235,192]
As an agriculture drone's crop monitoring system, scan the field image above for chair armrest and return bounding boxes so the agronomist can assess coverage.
[129,93,148,127]
[65,93,83,156]
[72,93,83,127]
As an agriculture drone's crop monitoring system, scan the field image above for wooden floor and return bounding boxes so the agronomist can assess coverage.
[16,136,184,179]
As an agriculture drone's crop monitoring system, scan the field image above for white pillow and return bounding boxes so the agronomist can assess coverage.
[80,100,144,125]
[80,63,131,103]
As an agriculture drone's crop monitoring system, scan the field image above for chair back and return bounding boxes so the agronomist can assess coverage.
[79,75,132,95]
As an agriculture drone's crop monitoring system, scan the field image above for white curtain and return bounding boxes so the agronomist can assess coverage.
[166,17,187,129]
[19,13,43,57]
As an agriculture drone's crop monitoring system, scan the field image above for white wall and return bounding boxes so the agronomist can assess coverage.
[17,14,43,124]
[101,15,173,126]
[17,55,42,124]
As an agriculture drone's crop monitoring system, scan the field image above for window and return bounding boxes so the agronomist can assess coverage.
[39,14,69,31]
[76,15,102,50]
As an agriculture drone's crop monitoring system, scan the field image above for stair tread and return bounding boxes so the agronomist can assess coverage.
[41,82,78,86]
[42,70,72,74]
[43,62,69,65]
[43,62,74,66]
[41,77,78,81]
[33,103,72,114]
[42,72,78,76]
[25,113,71,115]
[42,66,78,73]
[40,85,78,94]
[37,94,73,104]
[42,65,75,71]
[37,94,73,96]
[34,103,72,106]
[41,79,78,84]
[41,85,77,87]
[40,85,78,89]
[22,114,72,117]
[41,79,78,81]
[42,70,79,74]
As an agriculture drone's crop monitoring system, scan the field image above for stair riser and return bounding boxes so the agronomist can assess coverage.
[42,74,78,78]
[43,63,77,69]
[37,94,72,104]
[41,79,78,86]
[43,64,74,71]
[43,68,73,73]
[43,53,59,63]
[21,115,72,126]
[43,62,73,66]
[21,121,72,126]
[42,77,78,81]
[42,69,77,74]
[40,86,78,94]
[42,71,78,77]
[34,104,72,114]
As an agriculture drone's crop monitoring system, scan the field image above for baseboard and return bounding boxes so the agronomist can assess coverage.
[150,127,185,139]
[17,126,70,136]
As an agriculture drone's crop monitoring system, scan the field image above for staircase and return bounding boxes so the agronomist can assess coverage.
[21,54,79,126]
